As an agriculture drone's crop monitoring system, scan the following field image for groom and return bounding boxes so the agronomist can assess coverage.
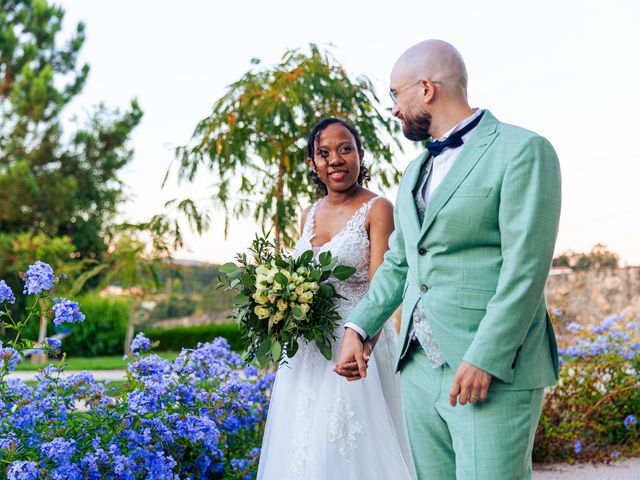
[336,40,561,479]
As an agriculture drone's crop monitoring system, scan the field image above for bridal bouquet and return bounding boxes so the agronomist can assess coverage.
[218,234,356,364]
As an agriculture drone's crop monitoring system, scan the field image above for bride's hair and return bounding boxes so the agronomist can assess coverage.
[306,117,370,196]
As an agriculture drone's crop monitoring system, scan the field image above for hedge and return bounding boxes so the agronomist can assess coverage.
[141,323,243,352]
[62,293,130,357]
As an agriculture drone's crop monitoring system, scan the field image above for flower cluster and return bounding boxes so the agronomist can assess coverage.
[0,280,15,304]
[51,297,85,327]
[0,338,275,479]
[129,332,152,356]
[535,311,640,463]
[0,261,85,369]
[22,261,56,295]
[0,341,21,374]
[252,262,319,327]
[219,233,355,364]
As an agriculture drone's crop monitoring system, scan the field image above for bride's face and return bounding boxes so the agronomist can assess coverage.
[310,123,364,194]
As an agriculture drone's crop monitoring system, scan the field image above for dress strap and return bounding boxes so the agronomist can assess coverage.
[302,202,319,240]
[347,196,382,231]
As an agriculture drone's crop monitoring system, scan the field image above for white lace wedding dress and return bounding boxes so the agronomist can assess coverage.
[257,196,415,480]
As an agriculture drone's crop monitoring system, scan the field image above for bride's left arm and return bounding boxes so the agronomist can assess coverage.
[363,198,395,356]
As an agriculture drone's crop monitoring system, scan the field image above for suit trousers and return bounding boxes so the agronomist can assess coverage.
[400,342,544,480]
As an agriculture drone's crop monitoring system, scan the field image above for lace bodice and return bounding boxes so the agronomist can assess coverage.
[294,196,381,311]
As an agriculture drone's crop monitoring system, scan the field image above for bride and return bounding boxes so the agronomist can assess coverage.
[257,118,415,479]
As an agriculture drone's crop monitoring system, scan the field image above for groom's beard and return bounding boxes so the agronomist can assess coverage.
[401,111,432,141]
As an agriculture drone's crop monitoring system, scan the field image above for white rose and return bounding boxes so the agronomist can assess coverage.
[299,291,314,303]
[254,306,270,319]
[299,303,310,316]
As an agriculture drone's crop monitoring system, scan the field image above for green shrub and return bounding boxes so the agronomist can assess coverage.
[148,295,197,320]
[142,323,243,352]
[62,293,130,357]
[534,313,640,462]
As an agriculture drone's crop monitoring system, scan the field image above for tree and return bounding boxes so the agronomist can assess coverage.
[0,0,142,259]
[173,44,403,250]
[553,243,619,270]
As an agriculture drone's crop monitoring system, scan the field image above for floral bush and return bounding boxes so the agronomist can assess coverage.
[534,311,640,462]
[0,262,275,479]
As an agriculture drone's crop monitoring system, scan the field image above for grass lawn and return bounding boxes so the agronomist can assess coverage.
[16,352,180,371]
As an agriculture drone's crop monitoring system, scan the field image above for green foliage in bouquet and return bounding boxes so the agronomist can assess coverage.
[218,234,356,364]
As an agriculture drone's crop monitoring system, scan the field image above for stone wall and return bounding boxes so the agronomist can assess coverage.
[545,267,640,326]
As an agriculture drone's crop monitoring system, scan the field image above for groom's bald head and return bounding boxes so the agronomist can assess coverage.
[392,40,469,101]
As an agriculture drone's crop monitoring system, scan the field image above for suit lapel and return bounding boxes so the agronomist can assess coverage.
[418,111,500,240]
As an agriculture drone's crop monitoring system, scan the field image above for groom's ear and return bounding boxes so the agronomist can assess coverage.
[420,79,438,104]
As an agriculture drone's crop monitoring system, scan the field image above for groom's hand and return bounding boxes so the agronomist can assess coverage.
[334,328,368,381]
[449,361,492,407]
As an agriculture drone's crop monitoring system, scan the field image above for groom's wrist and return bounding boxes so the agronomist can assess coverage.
[344,323,368,341]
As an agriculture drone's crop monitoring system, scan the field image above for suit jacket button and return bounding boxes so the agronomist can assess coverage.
[420,284,428,293]
[418,247,427,256]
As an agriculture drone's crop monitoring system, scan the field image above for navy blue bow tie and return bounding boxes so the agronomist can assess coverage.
[426,111,484,157]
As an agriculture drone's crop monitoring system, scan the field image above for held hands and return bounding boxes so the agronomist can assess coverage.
[449,361,492,407]
[333,328,371,381]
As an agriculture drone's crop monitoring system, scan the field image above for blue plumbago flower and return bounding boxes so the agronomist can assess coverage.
[130,332,152,355]
[1,343,22,373]
[43,337,62,353]
[624,415,637,429]
[574,439,583,454]
[0,279,16,304]
[41,437,77,465]
[6,461,39,480]
[612,450,621,459]
[566,322,583,333]
[592,313,625,334]
[627,321,640,331]
[52,297,85,326]
[0,338,275,479]
[551,308,563,317]
[22,261,56,295]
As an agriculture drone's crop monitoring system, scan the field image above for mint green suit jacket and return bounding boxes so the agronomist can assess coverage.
[348,111,561,390]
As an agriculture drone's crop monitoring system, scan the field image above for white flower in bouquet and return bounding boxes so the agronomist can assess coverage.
[276,299,287,311]
[299,291,314,303]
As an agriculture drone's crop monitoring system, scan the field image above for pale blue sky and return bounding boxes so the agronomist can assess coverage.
[57,0,640,264]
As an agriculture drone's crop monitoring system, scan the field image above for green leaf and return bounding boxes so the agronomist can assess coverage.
[220,262,239,275]
[310,269,322,282]
[240,273,255,288]
[291,307,303,318]
[274,272,289,285]
[275,257,288,269]
[298,250,313,266]
[318,284,334,296]
[271,340,282,362]
[318,341,332,361]
[332,265,357,280]
[319,251,332,266]
[234,294,250,306]
[287,338,299,358]
[256,337,272,365]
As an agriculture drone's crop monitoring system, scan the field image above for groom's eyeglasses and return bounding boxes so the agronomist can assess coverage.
[389,79,442,105]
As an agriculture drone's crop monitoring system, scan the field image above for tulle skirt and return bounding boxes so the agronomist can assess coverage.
[257,320,415,480]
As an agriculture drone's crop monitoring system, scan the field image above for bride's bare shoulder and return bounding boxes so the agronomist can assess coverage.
[364,192,394,226]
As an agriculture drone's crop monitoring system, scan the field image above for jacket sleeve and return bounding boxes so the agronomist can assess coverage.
[462,135,561,383]
[346,176,410,338]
